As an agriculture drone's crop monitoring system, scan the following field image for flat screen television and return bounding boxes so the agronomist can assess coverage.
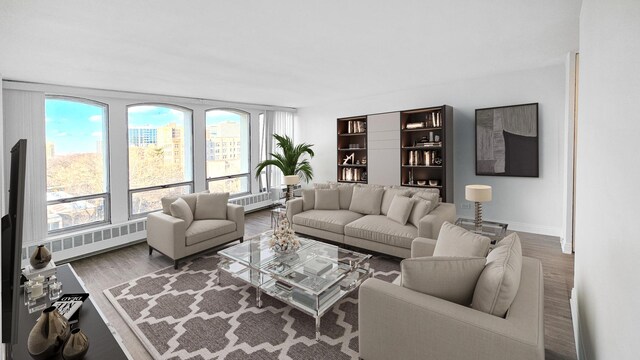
[1,139,27,353]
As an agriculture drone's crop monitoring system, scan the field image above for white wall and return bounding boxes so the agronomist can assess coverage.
[296,65,567,236]
[572,0,640,359]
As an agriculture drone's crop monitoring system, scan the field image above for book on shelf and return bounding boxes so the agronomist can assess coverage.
[51,293,90,324]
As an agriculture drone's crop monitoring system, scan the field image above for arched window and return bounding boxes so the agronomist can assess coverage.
[45,96,110,232]
[205,109,250,195]
[127,104,193,216]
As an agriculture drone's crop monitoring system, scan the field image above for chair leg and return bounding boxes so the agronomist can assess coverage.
[174,260,179,270]
[239,237,244,243]
[148,246,153,255]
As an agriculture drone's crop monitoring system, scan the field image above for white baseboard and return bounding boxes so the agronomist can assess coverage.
[570,288,588,360]
[499,220,562,237]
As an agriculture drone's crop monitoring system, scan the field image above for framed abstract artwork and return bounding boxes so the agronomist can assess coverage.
[475,103,539,177]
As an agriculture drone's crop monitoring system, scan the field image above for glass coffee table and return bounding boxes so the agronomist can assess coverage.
[217,232,372,340]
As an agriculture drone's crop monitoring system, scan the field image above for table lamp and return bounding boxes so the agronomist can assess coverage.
[465,185,492,231]
[284,175,300,202]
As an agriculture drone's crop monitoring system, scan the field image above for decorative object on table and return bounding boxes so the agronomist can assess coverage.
[269,215,300,255]
[255,134,315,199]
[429,180,439,186]
[27,306,71,360]
[476,103,539,177]
[30,245,52,270]
[48,275,63,300]
[62,328,89,360]
[51,293,90,324]
[465,185,492,232]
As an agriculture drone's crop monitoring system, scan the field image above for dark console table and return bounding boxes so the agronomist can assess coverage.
[12,264,131,360]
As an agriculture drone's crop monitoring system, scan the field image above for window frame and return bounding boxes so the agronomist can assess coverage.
[204,108,252,198]
[126,103,195,218]
[45,95,111,234]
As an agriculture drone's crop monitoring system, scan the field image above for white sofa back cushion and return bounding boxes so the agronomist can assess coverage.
[472,232,523,317]
[194,193,229,220]
[314,189,340,210]
[330,183,355,210]
[386,195,414,225]
[381,188,410,215]
[413,191,440,212]
[401,256,487,306]
[408,198,432,227]
[349,186,385,215]
[170,197,194,228]
[302,189,315,211]
[434,221,491,257]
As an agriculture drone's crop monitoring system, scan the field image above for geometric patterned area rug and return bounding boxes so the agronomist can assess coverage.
[104,251,400,360]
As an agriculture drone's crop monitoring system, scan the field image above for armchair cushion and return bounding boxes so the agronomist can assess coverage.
[400,256,486,306]
[386,195,414,225]
[408,198,432,227]
[349,186,385,215]
[194,193,229,220]
[314,189,340,210]
[161,190,209,215]
[185,219,236,246]
[472,232,523,317]
[170,198,194,228]
[434,221,491,257]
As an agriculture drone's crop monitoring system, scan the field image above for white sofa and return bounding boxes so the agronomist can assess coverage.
[286,184,456,258]
[147,193,245,269]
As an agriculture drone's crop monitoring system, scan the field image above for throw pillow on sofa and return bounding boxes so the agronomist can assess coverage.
[472,232,523,317]
[170,197,194,228]
[413,191,439,212]
[400,256,487,306]
[349,186,385,215]
[194,193,229,220]
[380,188,410,215]
[315,189,340,210]
[330,183,355,210]
[302,189,315,211]
[386,195,414,225]
[433,221,491,257]
[408,198,432,227]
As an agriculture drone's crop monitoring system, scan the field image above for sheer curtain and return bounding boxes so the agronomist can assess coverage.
[261,110,294,197]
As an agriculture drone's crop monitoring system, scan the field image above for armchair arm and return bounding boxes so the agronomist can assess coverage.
[359,276,543,360]
[411,237,437,257]
[227,204,245,237]
[418,202,456,238]
[286,198,304,222]
[146,211,186,258]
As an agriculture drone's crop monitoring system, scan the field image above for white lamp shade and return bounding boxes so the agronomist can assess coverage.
[283,175,300,185]
[465,185,492,202]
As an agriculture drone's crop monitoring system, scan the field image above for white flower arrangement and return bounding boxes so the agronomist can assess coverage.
[269,214,300,254]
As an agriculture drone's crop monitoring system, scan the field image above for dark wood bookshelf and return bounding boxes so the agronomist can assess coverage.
[337,116,368,183]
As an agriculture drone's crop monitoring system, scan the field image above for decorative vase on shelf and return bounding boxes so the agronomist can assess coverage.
[30,245,52,270]
[62,328,90,360]
[27,306,71,360]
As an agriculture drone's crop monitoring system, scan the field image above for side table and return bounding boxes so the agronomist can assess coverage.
[455,218,508,244]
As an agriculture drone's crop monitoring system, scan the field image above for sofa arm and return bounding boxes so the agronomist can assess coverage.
[359,276,544,360]
[411,237,437,257]
[227,204,245,237]
[146,211,186,259]
[418,202,456,238]
[286,198,303,222]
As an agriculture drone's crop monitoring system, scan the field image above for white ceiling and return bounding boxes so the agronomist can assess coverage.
[0,0,580,108]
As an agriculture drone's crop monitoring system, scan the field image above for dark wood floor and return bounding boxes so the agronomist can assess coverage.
[70,210,577,360]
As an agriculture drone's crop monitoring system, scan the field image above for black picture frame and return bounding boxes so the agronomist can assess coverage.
[475,103,539,177]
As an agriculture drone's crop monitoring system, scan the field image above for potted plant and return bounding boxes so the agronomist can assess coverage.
[255,134,314,201]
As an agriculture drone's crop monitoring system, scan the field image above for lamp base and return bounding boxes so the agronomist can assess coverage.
[285,185,295,202]
[474,201,483,232]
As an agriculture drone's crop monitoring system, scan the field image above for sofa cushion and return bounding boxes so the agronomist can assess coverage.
[472,233,523,317]
[413,191,439,212]
[314,189,340,210]
[434,221,491,257]
[401,256,487,306]
[185,219,236,246]
[302,189,315,211]
[330,183,355,210]
[386,195,414,225]
[170,198,194,228]
[293,210,363,235]
[408,198,432,227]
[349,186,385,215]
[161,190,209,215]
[380,188,410,215]
[194,193,228,220]
[345,215,418,249]
[313,183,331,189]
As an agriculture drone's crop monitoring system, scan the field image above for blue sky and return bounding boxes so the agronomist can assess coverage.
[46,100,245,154]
